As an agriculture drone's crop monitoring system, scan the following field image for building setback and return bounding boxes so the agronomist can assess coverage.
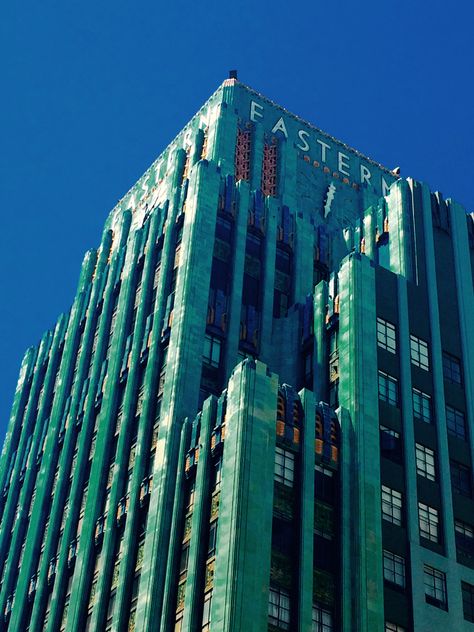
[0,76,473,632]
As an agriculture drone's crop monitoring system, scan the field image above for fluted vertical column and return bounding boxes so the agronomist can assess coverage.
[337,253,384,632]
[211,360,278,632]
[159,418,191,632]
[259,197,278,364]
[6,314,68,631]
[66,216,139,631]
[223,181,249,380]
[313,280,328,403]
[181,398,215,631]
[298,389,315,632]
[87,211,162,632]
[0,347,37,497]
[135,160,220,631]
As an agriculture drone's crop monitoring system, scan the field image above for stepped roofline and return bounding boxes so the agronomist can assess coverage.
[108,78,398,227]
[227,78,395,176]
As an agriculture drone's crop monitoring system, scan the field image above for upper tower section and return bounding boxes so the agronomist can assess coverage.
[105,77,397,241]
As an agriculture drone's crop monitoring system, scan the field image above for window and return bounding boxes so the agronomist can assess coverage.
[275,447,295,487]
[312,603,333,632]
[135,383,145,418]
[378,371,398,406]
[203,334,221,368]
[212,459,222,493]
[443,352,462,385]
[208,521,217,557]
[185,483,195,515]
[314,502,334,541]
[268,587,290,629]
[412,388,431,423]
[424,565,447,609]
[201,592,212,631]
[410,335,429,370]
[415,444,436,481]
[304,350,313,384]
[382,486,403,526]
[314,465,335,502]
[328,350,339,384]
[380,426,402,462]
[216,216,232,242]
[383,550,406,588]
[377,318,397,353]
[128,575,139,631]
[446,405,466,440]
[462,581,474,623]
[385,624,405,632]
[418,502,439,542]
[450,461,472,497]
[179,544,189,575]
[455,519,474,557]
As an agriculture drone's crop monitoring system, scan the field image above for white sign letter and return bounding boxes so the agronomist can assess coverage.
[382,177,391,196]
[296,130,310,151]
[250,101,264,122]
[317,139,331,163]
[167,146,176,170]
[183,128,193,148]
[271,117,288,138]
[360,164,372,184]
[200,110,209,129]
[338,152,350,176]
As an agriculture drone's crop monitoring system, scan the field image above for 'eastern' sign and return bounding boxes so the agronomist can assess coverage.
[249,99,394,196]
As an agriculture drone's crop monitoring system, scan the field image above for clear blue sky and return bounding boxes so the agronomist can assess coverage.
[1,0,473,441]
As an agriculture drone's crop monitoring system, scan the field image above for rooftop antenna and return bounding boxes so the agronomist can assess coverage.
[229,70,238,80]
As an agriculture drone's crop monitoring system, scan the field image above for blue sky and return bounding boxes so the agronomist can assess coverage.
[1,0,473,440]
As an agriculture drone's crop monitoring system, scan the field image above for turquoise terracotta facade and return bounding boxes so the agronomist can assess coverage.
[0,78,473,632]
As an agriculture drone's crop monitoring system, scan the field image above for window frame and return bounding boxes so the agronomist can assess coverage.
[383,550,406,588]
[203,334,222,368]
[412,387,431,423]
[378,371,399,407]
[450,460,472,497]
[380,425,402,462]
[212,458,223,493]
[377,318,397,354]
[418,502,439,543]
[455,519,474,557]
[381,486,403,526]
[385,623,406,632]
[201,591,212,631]
[275,446,295,488]
[423,565,447,610]
[312,602,333,632]
[462,581,474,623]
[410,334,430,371]
[446,405,467,440]
[415,443,436,481]
[442,352,462,385]
[268,586,291,630]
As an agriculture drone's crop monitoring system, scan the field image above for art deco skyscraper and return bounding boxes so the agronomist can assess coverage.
[0,76,473,632]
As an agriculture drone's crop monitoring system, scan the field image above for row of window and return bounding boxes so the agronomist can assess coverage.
[377,317,463,384]
[382,479,474,541]
[278,431,472,546]
[382,425,472,494]
[269,579,474,630]
[383,553,474,621]
[268,587,332,631]
[378,371,468,439]
[253,580,474,631]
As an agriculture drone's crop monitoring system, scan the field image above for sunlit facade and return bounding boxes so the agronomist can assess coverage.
[1,77,473,632]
